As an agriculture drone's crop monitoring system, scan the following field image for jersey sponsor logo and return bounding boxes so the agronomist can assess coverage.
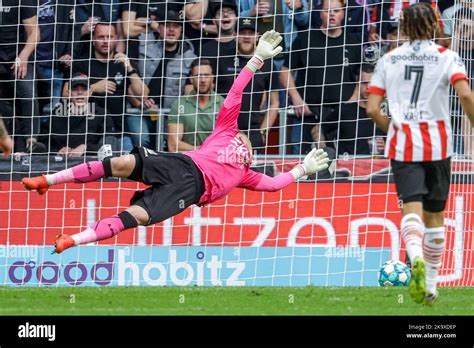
[343,49,350,67]
[114,72,124,86]
[143,148,158,157]
[343,57,349,67]
[390,53,439,64]
[217,136,252,168]
[38,0,54,19]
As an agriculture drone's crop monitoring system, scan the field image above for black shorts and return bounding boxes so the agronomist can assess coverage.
[128,147,205,225]
[391,158,451,213]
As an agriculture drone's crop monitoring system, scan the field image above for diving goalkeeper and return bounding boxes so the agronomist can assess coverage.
[22,30,329,254]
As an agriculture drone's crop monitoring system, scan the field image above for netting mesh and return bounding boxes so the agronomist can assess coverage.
[0,0,472,287]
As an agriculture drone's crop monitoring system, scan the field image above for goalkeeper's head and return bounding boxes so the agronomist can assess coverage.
[400,2,438,42]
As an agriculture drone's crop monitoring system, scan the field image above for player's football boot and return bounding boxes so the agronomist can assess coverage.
[21,175,50,195]
[409,256,427,304]
[424,290,439,306]
[53,234,75,254]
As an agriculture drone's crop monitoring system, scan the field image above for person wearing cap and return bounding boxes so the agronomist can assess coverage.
[215,17,280,151]
[120,0,185,62]
[137,10,196,111]
[239,0,309,133]
[46,72,119,157]
[239,0,309,54]
[201,1,239,94]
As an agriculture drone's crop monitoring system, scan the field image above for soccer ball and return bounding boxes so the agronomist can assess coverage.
[378,260,411,287]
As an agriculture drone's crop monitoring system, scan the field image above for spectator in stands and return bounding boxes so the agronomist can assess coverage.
[47,72,122,157]
[122,0,213,60]
[364,22,406,63]
[443,1,474,39]
[280,0,362,154]
[452,7,474,57]
[120,0,164,62]
[382,22,406,54]
[449,7,474,156]
[167,58,224,152]
[240,0,309,109]
[312,0,369,43]
[234,17,279,151]
[322,64,385,156]
[369,0,448,47]
[36,0,74,117]
[138,10,196,110]
[239,0,309,55]
[123,1,217,57]
[73,0,125,59]
[67,22,148,149]
[201,0,238,95]
[0,0,44,153]
[133,10,195,150]
[182,0,219,55]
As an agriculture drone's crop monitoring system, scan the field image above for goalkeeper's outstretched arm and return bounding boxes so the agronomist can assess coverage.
[214,30,283,130]
[239,149,330,192]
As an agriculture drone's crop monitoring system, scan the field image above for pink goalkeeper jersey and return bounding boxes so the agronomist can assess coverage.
[185,67,294,206]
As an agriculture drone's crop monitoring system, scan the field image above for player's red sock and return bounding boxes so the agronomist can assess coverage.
[401,213,424,263]
[423,227,445,294]
[72,215,125,245]
[45,161,106,185]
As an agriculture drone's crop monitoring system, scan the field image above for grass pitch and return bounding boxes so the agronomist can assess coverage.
[0,286,473,315]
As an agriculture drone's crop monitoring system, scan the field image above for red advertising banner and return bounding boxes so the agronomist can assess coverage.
[1,182,473,286]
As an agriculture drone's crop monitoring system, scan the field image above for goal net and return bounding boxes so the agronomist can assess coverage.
[0,0,472,287]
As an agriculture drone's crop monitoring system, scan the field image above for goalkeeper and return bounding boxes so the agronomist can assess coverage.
[22,30,329,254]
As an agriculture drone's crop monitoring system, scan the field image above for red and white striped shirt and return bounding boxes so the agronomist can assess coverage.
[368,40,468,162]
[371,1,443,28]
[390,0,436,20]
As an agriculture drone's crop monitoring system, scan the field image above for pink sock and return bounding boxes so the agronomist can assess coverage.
[46,161,106,185]
[72,215,125,245]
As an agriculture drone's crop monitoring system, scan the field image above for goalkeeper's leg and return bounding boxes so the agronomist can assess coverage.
[21,155,137,194]
[54,205,147,253]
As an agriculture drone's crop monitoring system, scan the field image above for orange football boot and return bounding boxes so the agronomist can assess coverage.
[53,234,75,254]
[22,175,50,195]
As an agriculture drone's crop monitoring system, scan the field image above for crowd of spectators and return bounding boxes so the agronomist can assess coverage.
[0,0,472,160]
